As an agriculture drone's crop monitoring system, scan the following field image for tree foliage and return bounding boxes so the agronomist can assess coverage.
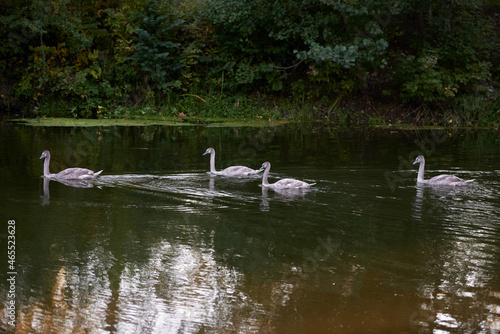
[0,0,498,120]
[127,1,184,93]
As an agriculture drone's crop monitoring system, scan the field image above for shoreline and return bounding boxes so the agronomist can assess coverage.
[5,116,499,130]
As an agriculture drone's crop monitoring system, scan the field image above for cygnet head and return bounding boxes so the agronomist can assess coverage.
[413,155,425,165]
[203,148,215,156]
[40,150,50,159]
[261,161,271,169]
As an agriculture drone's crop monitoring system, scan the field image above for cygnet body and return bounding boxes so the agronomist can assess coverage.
[40,150,102,180]
[413,155,474,186]
[203,148,263,176]
[260,161,315,189]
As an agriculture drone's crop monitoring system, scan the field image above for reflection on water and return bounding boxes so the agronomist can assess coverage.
[42,177,96,205]
[410,174,500,333]
[1,123,500,333]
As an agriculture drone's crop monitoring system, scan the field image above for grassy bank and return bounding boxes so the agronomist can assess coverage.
[9,92,500,129]
[11,115,287,128]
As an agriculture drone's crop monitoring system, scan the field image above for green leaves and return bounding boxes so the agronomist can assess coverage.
[127,1,184,93]
[0,0,498,121]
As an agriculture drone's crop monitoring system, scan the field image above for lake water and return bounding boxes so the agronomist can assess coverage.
[1,121,500,333]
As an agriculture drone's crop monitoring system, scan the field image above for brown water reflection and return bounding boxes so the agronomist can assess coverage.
[1,122,500,333]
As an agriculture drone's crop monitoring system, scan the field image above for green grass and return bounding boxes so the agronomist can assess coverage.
[12,116,287,127]
[11,91,500,129]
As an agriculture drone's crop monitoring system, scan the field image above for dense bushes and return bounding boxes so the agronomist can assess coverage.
[0,0,498,125]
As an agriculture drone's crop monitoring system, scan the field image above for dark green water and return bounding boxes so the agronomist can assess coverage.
[1,122,500,333]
